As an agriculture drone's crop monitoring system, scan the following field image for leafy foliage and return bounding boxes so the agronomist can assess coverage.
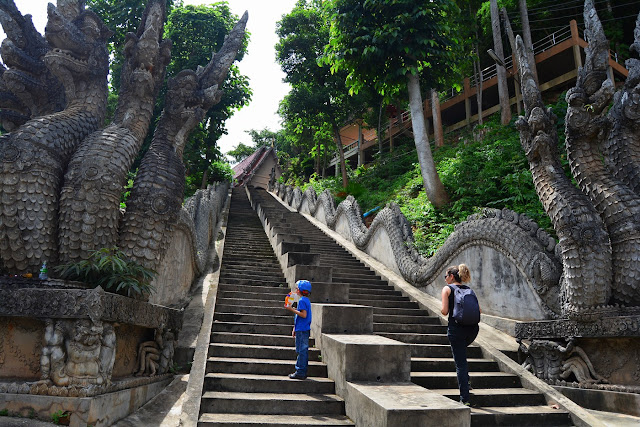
[55,247,156,298]
[227,143,256,163]
[308,95,571,256]
[207,160,234,183]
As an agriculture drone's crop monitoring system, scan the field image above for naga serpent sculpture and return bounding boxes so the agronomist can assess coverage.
[0,0,247,276]
[0,0,111,273]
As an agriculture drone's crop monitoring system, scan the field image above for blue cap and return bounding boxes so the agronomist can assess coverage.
[296,280,311,293]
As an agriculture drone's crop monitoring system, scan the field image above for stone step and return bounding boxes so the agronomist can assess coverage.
[470,405,572,426]
[350,299,418,309]
[353,293,408,302]
[222,259,281,269]
[204,372,336,394]
[207,357,328,377]
[220,265,283,275]
[218,291,288,302]
[215,304,291,317]
[331,267,377,276]
[200,391,345,415]
[221,272,286,283]
[373,314,439,324]
[211,331,301,347]
[349,288,401,297]
[378,333,450,345]
[371,306,433,316]
[349,282,398,290]
[211,321,293,336]
[219,277,285,287]
[218,283,288,295]
[411,357,499,372]
[409,343,484,358]
[198,413,354,426]
[208,342,321,361]
[213,312,293,325]
[431,387,547,407]
[411,371,521,389]
[374,323,448,334]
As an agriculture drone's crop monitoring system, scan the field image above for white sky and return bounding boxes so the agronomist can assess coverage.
[0,0,297,162]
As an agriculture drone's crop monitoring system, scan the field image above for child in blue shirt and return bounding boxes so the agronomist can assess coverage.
[284,279,312,379]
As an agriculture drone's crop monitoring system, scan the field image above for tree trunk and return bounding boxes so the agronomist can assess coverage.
[200,167,209,189]
[407,73,449,208]
[501,7,522,115]
[490,0,511,125]
[332,122,348,188]
[519,0,538,85]
[315,138,320,175]
[431,89,444,147]
[377,101,384,155]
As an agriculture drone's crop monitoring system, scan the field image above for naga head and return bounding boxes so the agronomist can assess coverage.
[620,11,640,125]
[44,1,112,102]
[159,11,248,157]
[0,0,66,129]
[119,0,171,108]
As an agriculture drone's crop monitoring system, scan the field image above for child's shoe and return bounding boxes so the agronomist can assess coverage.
[288,372,307,380]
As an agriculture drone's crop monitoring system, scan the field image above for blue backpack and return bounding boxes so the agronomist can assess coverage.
[449,285,480,326]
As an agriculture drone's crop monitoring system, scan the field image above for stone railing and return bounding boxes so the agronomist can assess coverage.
[272,183,562,322]
[150,182,229,306]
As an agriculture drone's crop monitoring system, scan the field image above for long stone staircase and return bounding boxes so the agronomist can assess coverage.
[198,188,354,426]
[251,187,574,426]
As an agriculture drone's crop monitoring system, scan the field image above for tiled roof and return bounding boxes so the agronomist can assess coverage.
[233,146,279,186]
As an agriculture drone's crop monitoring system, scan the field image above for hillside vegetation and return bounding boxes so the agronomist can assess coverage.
[299,95,570,256]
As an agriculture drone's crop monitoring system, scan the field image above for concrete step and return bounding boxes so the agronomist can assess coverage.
[198,413,354,426]
[470,405,572,426]
[333,276,388,285]
[349,288,402,297]
[208,342,321,361]
[409,343,484,358]
[220,273,286,284]
[350,298,418,309]
[218,291,288,302]
[215,304,291,317]
[220,265,283,275]
[213,312,293,325]
[374,323,448,334]
[204,372,336,394]
[211,331,301,347]
[212,321,293,336]
[218,283,288,295]
[219,277,285,287]
[373,314,439,324]
[431,387,546,407]
[353,293,408,302]
[378,333,450,345]
[372,306,434,317]
[411,357,499,372]
[207,357,327,377]
[200,391,346,415]
[412,371,521,389]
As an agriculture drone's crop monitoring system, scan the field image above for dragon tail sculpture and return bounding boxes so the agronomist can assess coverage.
[0,0,111,273]
[57,0,171,264]
[604,11,640,195]
[565,0,640,305]
[117,11,248,271]
[514,31,613,317]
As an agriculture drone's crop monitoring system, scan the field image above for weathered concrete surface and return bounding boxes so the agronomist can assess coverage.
[284,264,332,290]
[555,386,640,417]
[346,382,470,427]
[178,195,230,427]
[308,282,350,304]
[311,304,372,349]
[114,375,188,426]
[283,251,320,267]
[420,244,548,320]
[279,241,310,255]
[322,334,411,397]
[175,192,230,368]
[149,228,196,306]
[0,379,171,427]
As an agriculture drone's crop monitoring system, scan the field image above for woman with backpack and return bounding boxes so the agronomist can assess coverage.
[441,263,481,407]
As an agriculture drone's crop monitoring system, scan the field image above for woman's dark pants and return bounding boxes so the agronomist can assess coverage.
[447,322,479,403]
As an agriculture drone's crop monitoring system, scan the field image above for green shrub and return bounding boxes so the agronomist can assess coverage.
[207,160,233,183]
[55,247,156,298]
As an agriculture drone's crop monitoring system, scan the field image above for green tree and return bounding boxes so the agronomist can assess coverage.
[227,142,256,163]
[276,0,365,188]
[324,0,464,208]
[88,0,252,195]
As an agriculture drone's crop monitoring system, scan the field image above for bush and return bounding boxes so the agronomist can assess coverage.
[55,247,156,298]
[207,160,233,183]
